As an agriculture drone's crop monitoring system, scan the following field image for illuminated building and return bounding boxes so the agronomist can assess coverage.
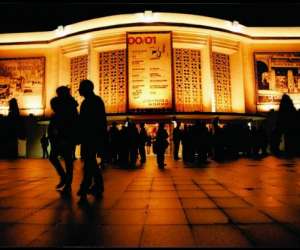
[1,11,300,122]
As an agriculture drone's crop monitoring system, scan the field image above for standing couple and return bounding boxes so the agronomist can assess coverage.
[48,79,107,203]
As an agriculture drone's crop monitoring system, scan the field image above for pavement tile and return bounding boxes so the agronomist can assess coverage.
[141,225,196,247]
[205,190,236,198]
[91,225,143,247]
[200,184,226,191]
[150,191,178,198]
[238,224,300,247]
[192,225,252,247]
[28,224,98,247]
[0,208,37,223]
[145,209,187,225]
[113,198,149,209]
[243,195,284,207]
[121,191,151,199]
[177,190,207,198]
[213,197,251,208]
[100,209,147,225]
[0,224,50,247]
[181,198,217,209]
[185,208,229,224]
[149,198,182,209]
[224,208,273,223]
[261,207,300,223]
[175,184,200,190]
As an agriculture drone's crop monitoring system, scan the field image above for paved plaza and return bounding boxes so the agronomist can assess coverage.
[0,156,300,247]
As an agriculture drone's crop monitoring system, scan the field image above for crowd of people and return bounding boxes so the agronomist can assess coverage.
[1,84,300,204]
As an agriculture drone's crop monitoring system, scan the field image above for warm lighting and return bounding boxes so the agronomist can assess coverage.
[231,20,243,33]
[142,10,156,23]
[80,34,91,41]
[55,25,65,37]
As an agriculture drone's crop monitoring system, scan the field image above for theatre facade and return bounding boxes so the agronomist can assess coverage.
[1,11,300,122]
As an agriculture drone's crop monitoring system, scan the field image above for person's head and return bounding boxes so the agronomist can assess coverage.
[140,122,145,128]
[56,86,71,98]
[79,79,94,97]
[159,122,165,130]
[50,96,60,113]
[8,98,19,116]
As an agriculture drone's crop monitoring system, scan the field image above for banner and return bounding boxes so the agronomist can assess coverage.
[0,57,45,111]
[127,32,173,110]
[255,52,300,111]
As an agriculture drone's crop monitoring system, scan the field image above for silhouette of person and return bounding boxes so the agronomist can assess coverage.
[127,121,139,168]
[40,134,49,159]
[173,121,182,160]
[48,86,79,194]
[277,94,297,157]
[118,124,129,168]
[138,122,148,164]
[6,98,25,159]
[77,79,107,203]
[155,122,169,169]
[108,121,120,164]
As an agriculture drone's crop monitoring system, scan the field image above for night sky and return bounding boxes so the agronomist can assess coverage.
[0,0,300,33]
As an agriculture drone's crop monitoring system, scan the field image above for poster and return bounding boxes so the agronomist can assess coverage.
[255,52,300,111]
[0,57,45,111]
[127,32,173,110]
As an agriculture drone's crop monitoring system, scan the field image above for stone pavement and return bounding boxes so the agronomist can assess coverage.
[0,156,300,247]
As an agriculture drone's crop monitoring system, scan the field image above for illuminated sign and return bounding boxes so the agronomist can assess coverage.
[255,52,300,111]
[0,57,45,112]
[127,32,173,110]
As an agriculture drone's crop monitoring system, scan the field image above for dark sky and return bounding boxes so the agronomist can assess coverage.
[1,0,300,33]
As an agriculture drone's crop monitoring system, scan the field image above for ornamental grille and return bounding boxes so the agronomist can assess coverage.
[212,52,232,112]
[99,50,127,113]
[70,55,88,104]
[173,48,203,112]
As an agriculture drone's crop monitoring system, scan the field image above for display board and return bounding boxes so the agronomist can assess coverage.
[0,57,45,111]
[127,32,173,111]
[255,52,300,111]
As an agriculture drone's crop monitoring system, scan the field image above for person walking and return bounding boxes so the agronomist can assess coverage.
[48,86,79,194]
[40,134,49,159]
[172,121,182,160]
[154,122,169,169]
[138,122,148,164]
[77,79,107,203]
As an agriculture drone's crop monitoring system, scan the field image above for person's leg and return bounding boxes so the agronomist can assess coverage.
[62,144,74,193]
[49,146,66,188]
[173,142,179,160]
[139,145,146,163]
[78,144,94,199]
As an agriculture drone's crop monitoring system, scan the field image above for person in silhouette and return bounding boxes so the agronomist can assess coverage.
[276,94,297,157]
[118,124,129,168]
[154,122,169,169]
[172,121,182,160]
[127,121,139,168]
[6,98,25,158]
[138,122,148,164]
[77,79,107,203]
[48,86,79,194]
[40,133,49,159]
[108,121,120,164]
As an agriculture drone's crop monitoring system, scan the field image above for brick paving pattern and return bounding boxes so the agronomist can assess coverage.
[0,156,300,247]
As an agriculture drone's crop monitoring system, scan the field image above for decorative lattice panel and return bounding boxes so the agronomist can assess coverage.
[212,52,232,112]
[70,55,88,104]
[173,48,203,112]
[99,50,127,113]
